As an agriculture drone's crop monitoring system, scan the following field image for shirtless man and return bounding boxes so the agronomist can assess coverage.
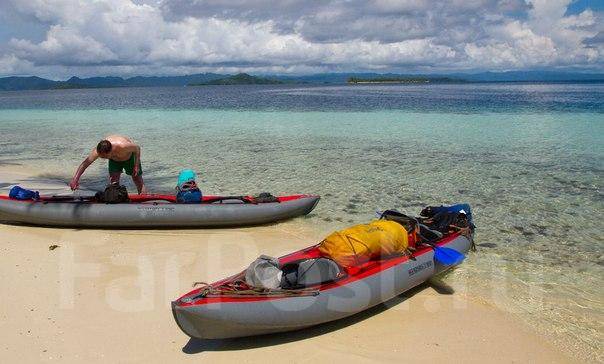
[69,135,146,194]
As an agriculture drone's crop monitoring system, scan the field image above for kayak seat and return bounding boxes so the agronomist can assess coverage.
[281,258,342,289]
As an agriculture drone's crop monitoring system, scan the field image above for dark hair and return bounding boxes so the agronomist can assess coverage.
[97,140,112,154]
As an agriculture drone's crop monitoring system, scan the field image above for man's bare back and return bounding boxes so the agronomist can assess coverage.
[69,135,146,194]
[95,135,137,162]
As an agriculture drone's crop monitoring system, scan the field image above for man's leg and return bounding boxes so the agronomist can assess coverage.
[109,172,121,185]
[108,159,122,185]
[132,175,146,194]
[126,156,145,194]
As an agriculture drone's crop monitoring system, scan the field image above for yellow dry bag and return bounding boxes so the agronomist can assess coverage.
[318,220,408,268]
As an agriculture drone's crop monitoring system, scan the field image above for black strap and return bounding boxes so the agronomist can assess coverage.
[43,195,96,202]
[201,196,254,204]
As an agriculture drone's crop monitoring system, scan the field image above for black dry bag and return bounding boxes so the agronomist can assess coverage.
[96,183,130,203]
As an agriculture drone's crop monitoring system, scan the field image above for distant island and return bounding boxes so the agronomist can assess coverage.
[0,74,226,91]
[1,71,604,91]
[348,76,464,84]
[188,73,283,86]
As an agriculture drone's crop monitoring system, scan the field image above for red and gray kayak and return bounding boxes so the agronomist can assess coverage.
[0,194,319,228]
[172,231,472,339]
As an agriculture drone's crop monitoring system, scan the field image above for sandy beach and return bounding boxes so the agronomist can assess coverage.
[0,164,579,363]
[1,0,604,360]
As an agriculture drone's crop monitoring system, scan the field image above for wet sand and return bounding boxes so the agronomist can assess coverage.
[0,165,577,363]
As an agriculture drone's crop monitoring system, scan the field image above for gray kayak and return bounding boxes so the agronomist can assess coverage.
[0,194,320,228]
[172,232,472,339]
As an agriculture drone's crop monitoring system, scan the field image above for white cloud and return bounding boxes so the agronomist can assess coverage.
[10,25,118,65]
[0,0,601,77]
[0,54,33,75]
[465,20,557,68]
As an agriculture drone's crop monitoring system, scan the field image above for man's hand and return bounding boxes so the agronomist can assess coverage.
[69,178,79,190]
[70,153,96,191]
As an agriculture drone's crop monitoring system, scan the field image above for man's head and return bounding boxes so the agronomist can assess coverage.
[96,140,112,157]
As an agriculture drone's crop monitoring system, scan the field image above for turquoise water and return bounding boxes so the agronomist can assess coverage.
[0,84,602,360]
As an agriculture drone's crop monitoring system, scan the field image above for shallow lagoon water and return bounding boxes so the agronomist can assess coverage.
[0,84,602,360]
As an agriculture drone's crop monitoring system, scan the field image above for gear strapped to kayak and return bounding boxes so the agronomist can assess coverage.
[318,220,409,269]
[176,169,202,203]
[95,183,130,203]
[9,186,40,201]
[0,191,320,228]
[172,204,475,340]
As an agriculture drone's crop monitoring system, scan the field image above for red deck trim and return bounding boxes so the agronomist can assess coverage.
[176,232,461,306]
[0,194,318,204]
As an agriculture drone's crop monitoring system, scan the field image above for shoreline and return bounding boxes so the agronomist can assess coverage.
[0,164,581,363]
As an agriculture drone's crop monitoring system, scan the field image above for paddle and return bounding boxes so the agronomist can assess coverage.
[45,190,98,201]
[33,186,98,201]
[423,241,465,266]
[416,225,466,265]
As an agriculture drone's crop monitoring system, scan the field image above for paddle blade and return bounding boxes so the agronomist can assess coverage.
[433,246,466,266]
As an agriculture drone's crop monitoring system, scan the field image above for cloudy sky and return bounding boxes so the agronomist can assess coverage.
[0,0,603,79]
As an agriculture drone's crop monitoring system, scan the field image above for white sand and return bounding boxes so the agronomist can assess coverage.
[0,164,577,363]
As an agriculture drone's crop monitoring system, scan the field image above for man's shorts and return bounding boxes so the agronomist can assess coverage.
[108,154,142,176]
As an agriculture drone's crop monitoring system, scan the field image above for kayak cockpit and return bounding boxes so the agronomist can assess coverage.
[176,231,464,307]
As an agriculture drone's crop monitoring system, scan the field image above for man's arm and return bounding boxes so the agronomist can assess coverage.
[69,149,98,190]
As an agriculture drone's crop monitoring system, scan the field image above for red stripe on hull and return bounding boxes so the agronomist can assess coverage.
[176,232,461,306]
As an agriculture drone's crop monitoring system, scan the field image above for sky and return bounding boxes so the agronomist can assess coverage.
[0,0,603,79]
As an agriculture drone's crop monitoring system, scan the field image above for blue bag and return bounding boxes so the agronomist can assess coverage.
[176,190,202,203]
[9,186,40,201]
[421,203,473,224]
[444,203,473,224]
[175,169,202,203]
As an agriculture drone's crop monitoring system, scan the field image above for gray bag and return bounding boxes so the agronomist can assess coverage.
[280,258,340,289]
[245,255,283,289]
